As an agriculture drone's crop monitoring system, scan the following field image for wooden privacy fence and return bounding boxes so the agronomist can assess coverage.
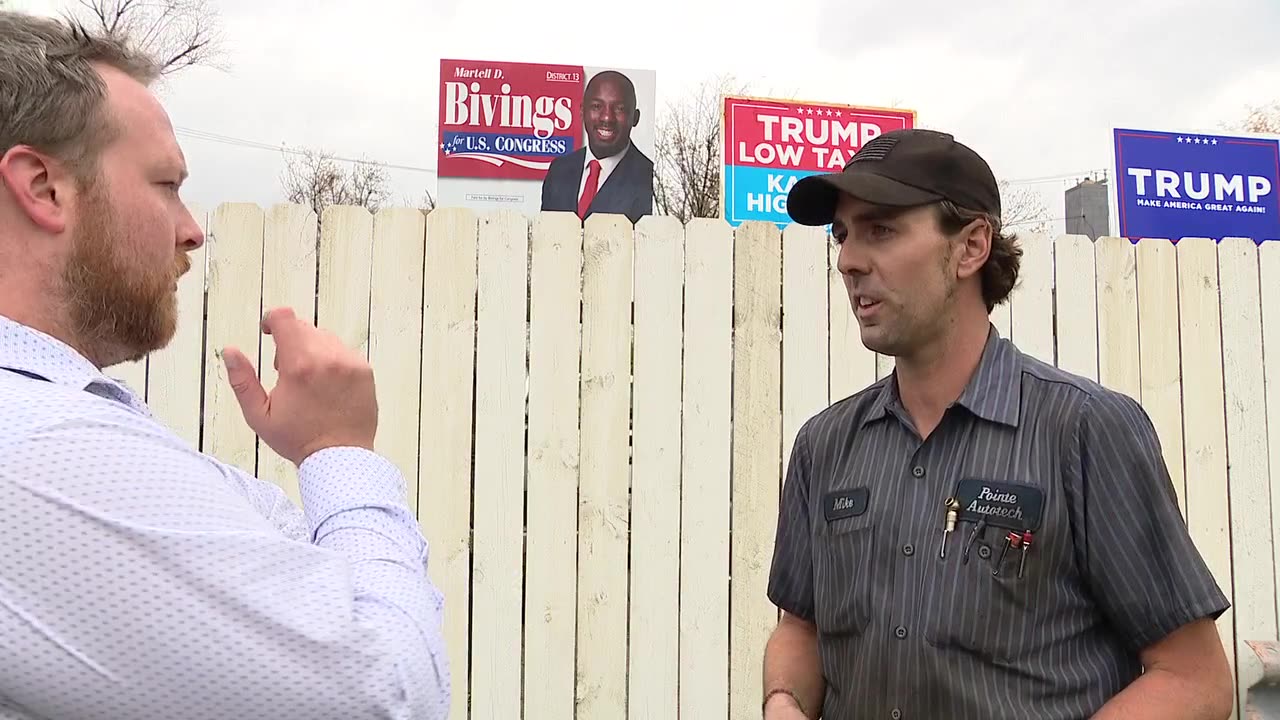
[106,202,1280,720]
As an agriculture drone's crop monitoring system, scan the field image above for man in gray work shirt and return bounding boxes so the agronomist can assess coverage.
[761,128,1234,720]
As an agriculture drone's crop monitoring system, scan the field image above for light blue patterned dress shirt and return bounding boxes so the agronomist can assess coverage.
[0,314,449,720]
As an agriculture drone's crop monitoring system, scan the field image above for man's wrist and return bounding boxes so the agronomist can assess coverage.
[763,687,804,716]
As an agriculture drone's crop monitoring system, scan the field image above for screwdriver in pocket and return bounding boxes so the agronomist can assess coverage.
[938,497,959,559]
[992,530,1022,577]
[1018,530,1034,579]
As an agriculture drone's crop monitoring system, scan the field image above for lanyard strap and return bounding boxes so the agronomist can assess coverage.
[0,367,51,382]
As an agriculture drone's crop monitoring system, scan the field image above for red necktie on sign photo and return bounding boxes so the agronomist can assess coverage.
[577,159,601,219]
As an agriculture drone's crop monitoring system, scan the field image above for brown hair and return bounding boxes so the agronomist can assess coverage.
[935,200,1022,313]
[0,11,159,182]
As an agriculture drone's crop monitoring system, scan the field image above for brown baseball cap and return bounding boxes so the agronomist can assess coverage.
[786,128,1001,226]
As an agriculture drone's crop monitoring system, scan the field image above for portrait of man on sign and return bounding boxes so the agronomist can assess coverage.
[540,69,654,225]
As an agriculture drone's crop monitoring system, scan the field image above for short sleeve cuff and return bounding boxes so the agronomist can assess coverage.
[1125,591,1232,652]
[767,579,816,623]
[297,446,409,534]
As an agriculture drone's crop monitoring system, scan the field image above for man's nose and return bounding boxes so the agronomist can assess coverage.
[178,209,205,251]
[836,239,870,276]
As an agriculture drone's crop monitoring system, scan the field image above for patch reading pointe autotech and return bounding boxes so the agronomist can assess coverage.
[954,478,1043,531]
[823,487,870,522]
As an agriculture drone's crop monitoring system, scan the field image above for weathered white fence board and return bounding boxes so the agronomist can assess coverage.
[730,221,783,720]
[203,203,265,475]
[1135,239,1187,517]
[470,209,528,720]
[1096,235,1141,400]
[628,215,685,719]
[369,208,428,513]
[678,219,733,720]
[1009,230,1054,364]
[577,214,634,719]
[1177,237,1237,719]
[257,203,316,503]
[523,210,582,720]
[1055,234,1099,381]
[416,208,477,720]
[1221,237,1275,715]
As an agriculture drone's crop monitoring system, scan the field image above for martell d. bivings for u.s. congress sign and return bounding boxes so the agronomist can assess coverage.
[1112,127,1279,242]
[437,58,657,224]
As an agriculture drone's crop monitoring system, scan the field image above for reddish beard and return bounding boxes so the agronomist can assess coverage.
[61,183,188,365]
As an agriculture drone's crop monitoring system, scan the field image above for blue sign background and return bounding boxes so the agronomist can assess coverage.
[1113,128,1280,241]
[722,166,817,228]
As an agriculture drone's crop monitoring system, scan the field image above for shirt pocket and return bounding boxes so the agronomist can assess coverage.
[813,512,877,637]
[922,522,1039,664]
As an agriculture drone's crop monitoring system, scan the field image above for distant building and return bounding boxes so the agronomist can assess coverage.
[1064,178,1110,239]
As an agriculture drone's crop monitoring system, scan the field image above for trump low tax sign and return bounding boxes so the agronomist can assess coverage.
[1112,127,1280,241]
[721,95,915,227]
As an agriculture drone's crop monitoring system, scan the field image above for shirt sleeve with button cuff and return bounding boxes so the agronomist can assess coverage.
[767,420,817,623]
[0,403,450,720]
[1063,388,1231,653]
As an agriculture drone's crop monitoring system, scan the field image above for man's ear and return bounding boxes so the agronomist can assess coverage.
[954,218,993,281]
[632,108,641,128]
[0,146,73,234]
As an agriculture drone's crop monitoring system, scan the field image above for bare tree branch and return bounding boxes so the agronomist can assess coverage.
[999,180,1051,235]
[1240,100,1280,134]
[280,147,392,218]
[65,0,226,76]
[653,74,750,223]
[398,189,437,217]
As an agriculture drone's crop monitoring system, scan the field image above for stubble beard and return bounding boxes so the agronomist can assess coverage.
[60,184,185,366]
[860,242,960,359]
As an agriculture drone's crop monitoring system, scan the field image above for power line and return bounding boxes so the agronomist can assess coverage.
[1007,214,1078,228]
[173,124,1106,186]
[1005,170,1106,185]
[174,126,439,175]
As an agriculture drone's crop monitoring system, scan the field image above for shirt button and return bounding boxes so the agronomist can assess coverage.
[894,625,907,639]
[892,710,902,720]
[978,545,992,560]
[903,543,915,556]
[912,465,925,478]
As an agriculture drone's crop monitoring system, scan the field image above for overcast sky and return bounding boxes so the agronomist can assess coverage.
[12,0,1280,235]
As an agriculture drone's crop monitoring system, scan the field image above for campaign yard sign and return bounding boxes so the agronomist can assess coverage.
[437,59,657,221]
[721,95,915,227]
[1112,127,1280,242]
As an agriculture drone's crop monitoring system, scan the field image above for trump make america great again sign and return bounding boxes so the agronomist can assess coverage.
[437,58,657,219]
[721,95,915,227]
[1112,127,1280,241]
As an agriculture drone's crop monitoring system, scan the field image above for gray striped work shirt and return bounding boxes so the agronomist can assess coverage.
[767,326,1229,719]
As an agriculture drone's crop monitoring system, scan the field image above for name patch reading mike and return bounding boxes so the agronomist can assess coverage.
[824,487,870,522]
[953,478,1044,531]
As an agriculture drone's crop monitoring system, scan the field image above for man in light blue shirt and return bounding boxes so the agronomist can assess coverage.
[0,11,449,720]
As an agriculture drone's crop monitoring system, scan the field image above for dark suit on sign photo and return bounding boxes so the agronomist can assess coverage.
[540,141,654,225]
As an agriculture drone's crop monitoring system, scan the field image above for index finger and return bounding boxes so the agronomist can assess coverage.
[260,307,310,349]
